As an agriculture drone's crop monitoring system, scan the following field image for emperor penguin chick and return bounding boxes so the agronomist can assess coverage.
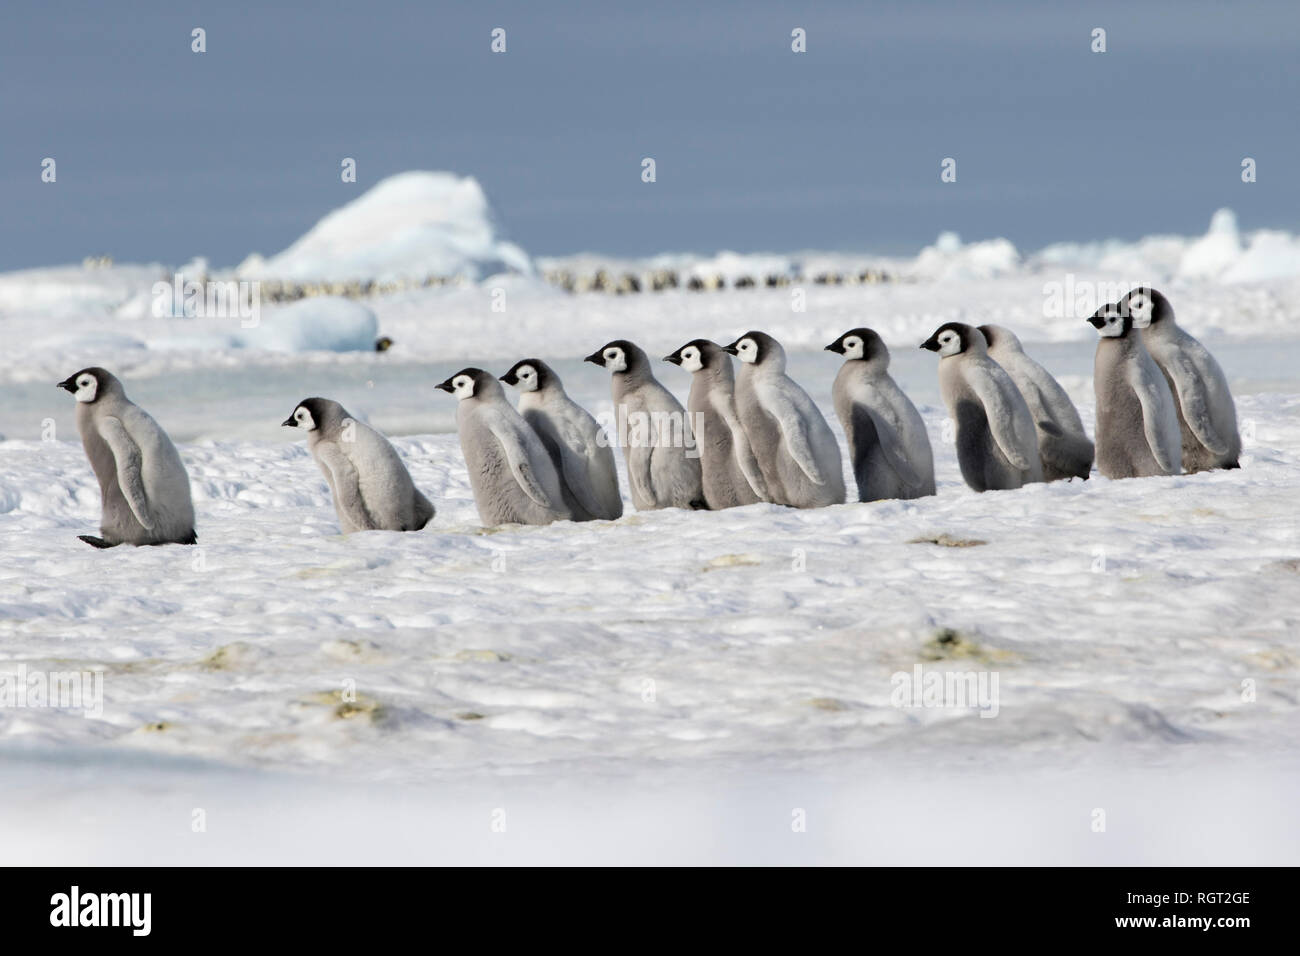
[977,324,1094,481]
[437,369,571,526]
[1086,305,1182,479]
[825,328,935,501]
[57,367,196,548]
[663,339,768,509]
[920,323,1043,491]
[724,330,845,508]
[1121,287,1241,472]
[585,340,704,511]
[282,397,434,532]
[500,359,623,521]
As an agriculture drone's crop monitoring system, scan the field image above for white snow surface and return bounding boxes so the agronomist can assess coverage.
[2,375,1298,861]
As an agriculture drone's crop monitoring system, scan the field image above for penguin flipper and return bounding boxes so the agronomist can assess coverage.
[865,407,923,490]
[98,416,154,531]
[486,411,558,509]
[316,442,377,530]
[965,367,1033,471]
[731,429,770,501]
[555,419,604,517]
[759,382,826,485]
[1167,354,1229,455]
[1129,364,1180,474]
[717,398,769,500]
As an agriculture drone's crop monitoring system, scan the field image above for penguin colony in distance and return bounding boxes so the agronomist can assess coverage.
[54,289,1241,544]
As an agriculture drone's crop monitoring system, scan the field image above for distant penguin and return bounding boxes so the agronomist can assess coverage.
[437,368,571,526]
[663,339,768,509]
[584,340,705,511]
[825,328,935,501]
[282,397,434,532]
[978,324,1094,481]
[57,367,196,548]
[1087,305,1182,479]
[1120,288,1241,472]
[723,330,845,508]
[500,358,623,521]
[920,323,1043,491]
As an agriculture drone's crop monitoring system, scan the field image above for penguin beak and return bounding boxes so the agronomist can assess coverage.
[824,342,843,354]
[1087,315,1106,329]
[281,415,298,427]
[663,353,682,365]
[721,340,740,355]
[499,372,517,386]
[583,350,606,367]
[57,376,78,393]
[435,378,456,393]
[919,335,941,352]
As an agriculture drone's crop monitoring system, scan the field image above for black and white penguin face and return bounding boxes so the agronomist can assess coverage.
[281,397,330,430]
[284,405,316,430]
[727,337,760,364]
[1087,306,1130,339]
[920,324,968,358]
[501,362,540,392]
[436,372,479,400]
[598,346,628,372]
[58,370,100,404]
[586,340,643,375]
[840,334,865,360]
[1116,288,1168,329]
[664,342,706,373]
[825,328,874,361]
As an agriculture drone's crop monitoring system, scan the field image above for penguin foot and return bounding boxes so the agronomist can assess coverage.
[78,535,118,549]
[688,499,709,511]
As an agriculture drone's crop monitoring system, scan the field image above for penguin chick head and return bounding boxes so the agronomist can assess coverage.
[976,324,1022,352]
[437,368,496,401]
[826,328,887,364]
[282,397,345,431]
[1087,305,1132,339]
[584,340,639,374]
[500,359,548,392]
[722,330,781,366]
[664,339,719,373]
[1115,287,1170,329]
[920,323,981,358]
[57,367,117,404]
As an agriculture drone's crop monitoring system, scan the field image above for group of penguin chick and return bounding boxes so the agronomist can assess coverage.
[56,286,1238,547]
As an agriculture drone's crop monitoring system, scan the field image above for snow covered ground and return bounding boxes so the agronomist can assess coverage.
[1,183,1298,864]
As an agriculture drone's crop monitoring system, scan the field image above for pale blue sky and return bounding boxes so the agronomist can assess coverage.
[2,0,1296,269]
